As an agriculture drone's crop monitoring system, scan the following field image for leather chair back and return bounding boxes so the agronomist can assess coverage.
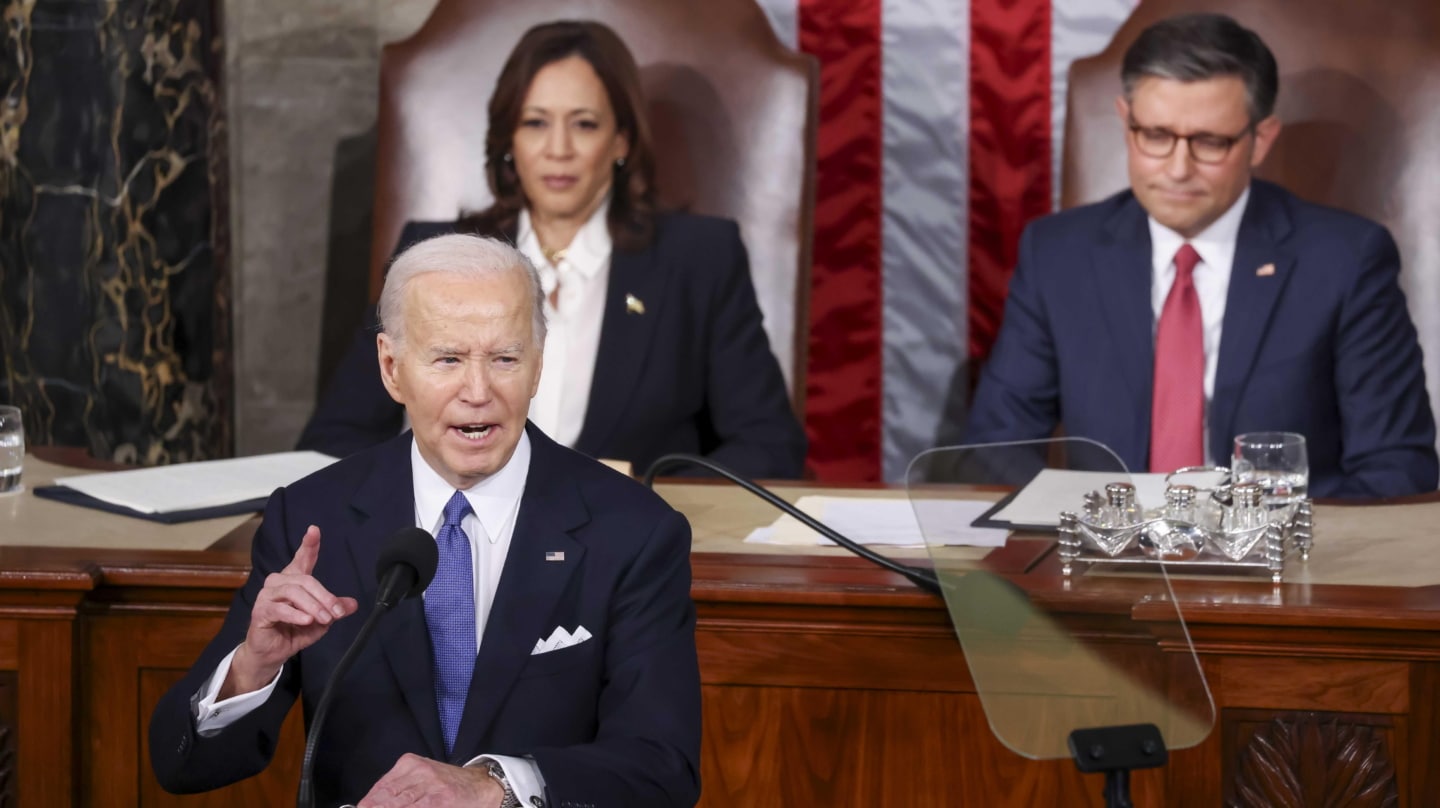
[1063,0,1440,458]
[371,0,817,401]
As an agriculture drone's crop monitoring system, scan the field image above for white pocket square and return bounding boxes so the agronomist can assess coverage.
[531,624,592,655]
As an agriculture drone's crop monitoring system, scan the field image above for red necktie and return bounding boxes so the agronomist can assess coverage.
[1150,243,1204,473]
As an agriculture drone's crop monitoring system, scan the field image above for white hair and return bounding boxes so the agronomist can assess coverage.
[378,233,547,347]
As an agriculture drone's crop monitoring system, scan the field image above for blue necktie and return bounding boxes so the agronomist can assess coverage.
[425,491,477,754]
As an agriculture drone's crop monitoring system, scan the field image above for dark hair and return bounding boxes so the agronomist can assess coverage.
[1121,13,1278,124]
[459,20,657,251]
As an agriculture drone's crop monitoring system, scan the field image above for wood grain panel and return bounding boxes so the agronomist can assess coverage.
[0,622,16,669]
[697,684,1171,807]
[1215,657,1409,713]
[18,618,75,807]
[84,613,303,808]
[0,672,16,805]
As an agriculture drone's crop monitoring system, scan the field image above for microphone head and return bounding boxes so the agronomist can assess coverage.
[374,527,439,601]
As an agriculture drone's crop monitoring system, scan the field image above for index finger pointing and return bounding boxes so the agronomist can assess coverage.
[285,524,323,576]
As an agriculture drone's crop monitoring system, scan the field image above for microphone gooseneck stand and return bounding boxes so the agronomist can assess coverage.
[295,599,396,808]
[642,454,941,594]
[297,527,437,808]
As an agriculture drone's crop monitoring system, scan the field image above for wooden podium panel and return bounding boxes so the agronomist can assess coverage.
[1,474,1438,806]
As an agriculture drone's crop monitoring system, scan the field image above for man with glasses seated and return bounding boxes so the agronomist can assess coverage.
[964,12,1437,497]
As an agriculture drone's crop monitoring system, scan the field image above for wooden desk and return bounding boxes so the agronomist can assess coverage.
[2,458,1438,806]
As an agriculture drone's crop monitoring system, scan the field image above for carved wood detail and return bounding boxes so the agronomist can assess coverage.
[1230,712,1398,808]
[0,672,16,805]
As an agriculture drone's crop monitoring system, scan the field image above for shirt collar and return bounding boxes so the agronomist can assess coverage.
[516,199,613,282]
[411,429,532,544]
[1148,185,1250,270]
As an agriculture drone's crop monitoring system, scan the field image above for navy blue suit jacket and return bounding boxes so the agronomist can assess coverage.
[149,425,701,807]
[298,212,806,479]
[965,180,1437,498]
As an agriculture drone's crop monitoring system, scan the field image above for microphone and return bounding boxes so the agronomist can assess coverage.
[297,528,439,808]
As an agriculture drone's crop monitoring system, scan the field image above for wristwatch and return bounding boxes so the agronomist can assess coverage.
[480,758,521,808]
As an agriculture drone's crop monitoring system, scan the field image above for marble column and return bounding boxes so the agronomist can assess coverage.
[0,0,231,464]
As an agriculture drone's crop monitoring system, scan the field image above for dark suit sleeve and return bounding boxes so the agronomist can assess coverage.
[148,490,306,793]
[695,223,808,478]
[528,509,701,807]
[296,222,445,456]
[1327,226,1438,496]
[963,224,1063,445]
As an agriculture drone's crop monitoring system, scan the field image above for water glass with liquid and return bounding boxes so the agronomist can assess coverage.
[0,405,22,494]
[1232,431,1308,514]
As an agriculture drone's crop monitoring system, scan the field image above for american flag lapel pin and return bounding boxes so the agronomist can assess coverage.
[545,551,565,562]
[1255,263,1276,277]
[625,293,645,315]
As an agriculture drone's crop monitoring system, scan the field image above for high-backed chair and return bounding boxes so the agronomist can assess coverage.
[1063,0,1440,461]
[370,0,817,404]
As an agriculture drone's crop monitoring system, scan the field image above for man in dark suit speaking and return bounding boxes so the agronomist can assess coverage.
[149,234,700,807]
[964,13,1437,497]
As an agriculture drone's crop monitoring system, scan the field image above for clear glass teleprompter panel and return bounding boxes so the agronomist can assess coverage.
[905,439,1214,760]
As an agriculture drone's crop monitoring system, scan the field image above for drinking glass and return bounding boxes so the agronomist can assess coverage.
[1232,431,1308,514]
[0,405,22,495]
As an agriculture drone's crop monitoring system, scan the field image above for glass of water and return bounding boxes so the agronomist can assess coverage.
[1232,431,1308,515]
[0,405,22,495]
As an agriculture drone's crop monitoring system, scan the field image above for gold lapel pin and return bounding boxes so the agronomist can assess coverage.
[1255,263,1276,277]
[625,293,646,315]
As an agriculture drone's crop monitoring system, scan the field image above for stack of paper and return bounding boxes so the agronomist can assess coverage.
[52,451,338,514]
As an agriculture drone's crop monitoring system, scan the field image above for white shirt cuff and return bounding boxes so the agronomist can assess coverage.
[192,645,285,736]
[465,753,546,805]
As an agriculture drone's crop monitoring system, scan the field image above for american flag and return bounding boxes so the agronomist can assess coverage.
[545,551,566,562]
[756,0,1137,481]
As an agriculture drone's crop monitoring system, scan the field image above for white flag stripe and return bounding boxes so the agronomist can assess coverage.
[881,0,972,480]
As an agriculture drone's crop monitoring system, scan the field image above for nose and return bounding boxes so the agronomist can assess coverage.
[457,361,493,405]
[544,123,573,160]
[1163,141,1195,180]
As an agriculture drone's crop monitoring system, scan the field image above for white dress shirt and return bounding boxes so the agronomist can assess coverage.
[191,433,545,803]
[1147,186,1250,465]
[518,203,612,448]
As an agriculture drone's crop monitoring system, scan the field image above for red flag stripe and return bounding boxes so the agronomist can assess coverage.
[968,0,1054,364]
[798,0,885,482]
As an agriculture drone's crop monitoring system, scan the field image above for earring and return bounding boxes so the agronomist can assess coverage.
[615,156,626,169]
[503,152,513,163]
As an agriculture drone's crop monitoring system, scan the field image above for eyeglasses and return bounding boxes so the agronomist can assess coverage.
[1127,118,1255,165]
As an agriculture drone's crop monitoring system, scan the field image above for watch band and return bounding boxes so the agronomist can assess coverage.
[480,758,521,808]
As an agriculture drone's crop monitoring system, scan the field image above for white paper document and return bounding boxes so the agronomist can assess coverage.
[53,451,338,514]
[744,496,1009,548]
[986,469,1182,527]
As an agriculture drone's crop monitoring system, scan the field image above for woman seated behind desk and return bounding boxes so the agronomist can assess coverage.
[299,20,807,479]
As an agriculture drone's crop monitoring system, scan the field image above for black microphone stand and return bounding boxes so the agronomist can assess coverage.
[642,453,941,594]
[296,597,398,808]
[295,558,420,800]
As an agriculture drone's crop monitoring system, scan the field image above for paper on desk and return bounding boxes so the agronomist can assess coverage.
[744,496,1009,547]
[986,469,1186,527]
[53,451,338,514]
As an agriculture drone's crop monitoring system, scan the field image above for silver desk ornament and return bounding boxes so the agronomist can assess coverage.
[1056,467,1312,583]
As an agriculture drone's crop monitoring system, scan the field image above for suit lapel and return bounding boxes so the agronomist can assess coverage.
[573,244,668,456]
[1091,197,1157,464]
[1211,184,1297,461]
[450,426,588,760]
[343,436,447,760]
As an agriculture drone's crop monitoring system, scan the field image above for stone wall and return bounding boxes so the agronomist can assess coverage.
[227,0,437,455]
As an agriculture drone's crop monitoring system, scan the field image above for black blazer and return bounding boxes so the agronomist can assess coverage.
[149,425,702,807]
[298,212,806,479]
